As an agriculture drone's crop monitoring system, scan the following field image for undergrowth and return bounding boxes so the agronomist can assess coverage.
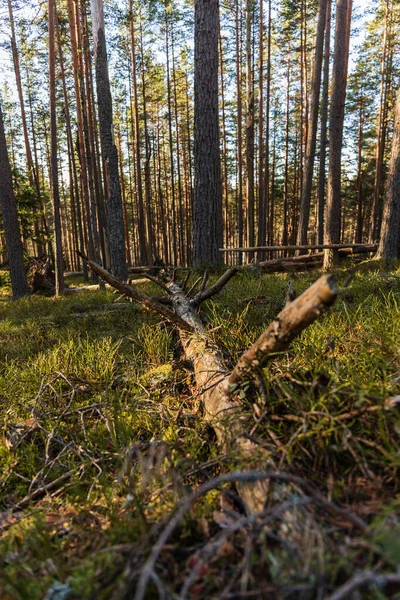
[0,262,399,599]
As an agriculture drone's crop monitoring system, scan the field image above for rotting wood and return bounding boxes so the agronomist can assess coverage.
[221,243,378,253]
[82,254,338,514]
[256,245,377,273]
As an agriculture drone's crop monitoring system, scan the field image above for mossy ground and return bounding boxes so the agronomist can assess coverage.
[0,261,399,599]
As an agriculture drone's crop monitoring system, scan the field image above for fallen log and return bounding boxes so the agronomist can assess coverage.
[257,245,377,273]
[82,255,337,514]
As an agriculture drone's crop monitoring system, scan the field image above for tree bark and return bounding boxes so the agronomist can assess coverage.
[245,0,255,257]
[130,2,148,266]
[318,0,332,246]
[90,0,127,280]
[0,103,29,299]
[323,0,352,269]
[297,0,328,247]
[369,0,391,244]
[376,83,400,260]
[236,0,244,264]
[193,0,223,266]
[48,0,64,295]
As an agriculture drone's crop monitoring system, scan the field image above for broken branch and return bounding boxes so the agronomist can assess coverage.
[78,253,193,332]
[229,274,338,385]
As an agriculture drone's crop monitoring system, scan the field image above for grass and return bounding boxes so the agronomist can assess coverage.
[0,261,399,599]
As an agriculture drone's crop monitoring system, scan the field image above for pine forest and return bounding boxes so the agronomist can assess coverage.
[0,0,400,598]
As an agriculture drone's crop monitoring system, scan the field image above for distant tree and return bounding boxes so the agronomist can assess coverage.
[0,103,29,299]
[192,0,223,266]
[48,0,64,295]
[323,0,352,268]
[245,0,254,254]
[90,0,128,280]
[318,0,332,245]
[376,83,400,260]
[369,0,393,243]
[297,0,327,247]
[7,0,43,256]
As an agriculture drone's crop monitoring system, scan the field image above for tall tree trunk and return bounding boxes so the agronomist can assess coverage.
[171,26,185,265]
[66,0,94,277]
[48,0,64,295]
[376,83,400,260]
[56,8,87,278]
[165,16,178,265]
[90,0,127,280]
[0,104,29,298]
[297,0,328,247]
[369,0,390,243]
[219,32,229,249]
[323,0,352,268]
[193,0,223,266]
[318,0,332,246]
[81,0,109,269]
[7,0,43,256]
[130,2,149,265]
[139,16,154,264]
[257,0,265,254]
[283,47,291,248]
[236,0,244,263]
[245,0,255,256]
[355,86,364,244]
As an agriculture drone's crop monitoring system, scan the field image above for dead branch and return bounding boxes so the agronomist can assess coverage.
[254,246,377,274]
[83,257,337,517]
[180,271,191,292]
[192,267,239,306]
[78,253,193,332]
[142,273,173,295]
[185,275,203,298]
[326,571,400,600]
[13,468,79,510]
[134,470,366,600]
[230,275,337,385]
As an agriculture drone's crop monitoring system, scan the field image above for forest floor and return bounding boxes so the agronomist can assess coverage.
[0,260,399,600]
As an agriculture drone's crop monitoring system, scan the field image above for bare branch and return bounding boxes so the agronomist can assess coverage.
[142,273,173,295]
[78,253,193,332]
[134,470,366,600]
[192,267,239,306]
[186,275,203,298]
[230,274,337,385]
[200,269,209,292]
[180,270,191,292]
[327,572,400,600]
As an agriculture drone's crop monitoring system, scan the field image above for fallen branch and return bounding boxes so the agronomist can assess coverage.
[78,253,192,332]
[255,245,377,273]
[134,470,366,600]
[326,571,400,600]
[192,267,238,306]
[82,258,337,516]
[230,275,337,385]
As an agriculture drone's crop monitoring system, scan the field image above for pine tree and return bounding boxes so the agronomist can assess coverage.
[192,0,223,266]
[0,102,29,299]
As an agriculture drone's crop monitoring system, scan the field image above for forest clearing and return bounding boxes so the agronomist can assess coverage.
[0,261,400,599]
[1,0,400,597]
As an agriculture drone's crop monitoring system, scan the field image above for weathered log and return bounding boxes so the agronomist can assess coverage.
[81,254,338,513]
[256,245,377,273]
[221,243,378,253]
